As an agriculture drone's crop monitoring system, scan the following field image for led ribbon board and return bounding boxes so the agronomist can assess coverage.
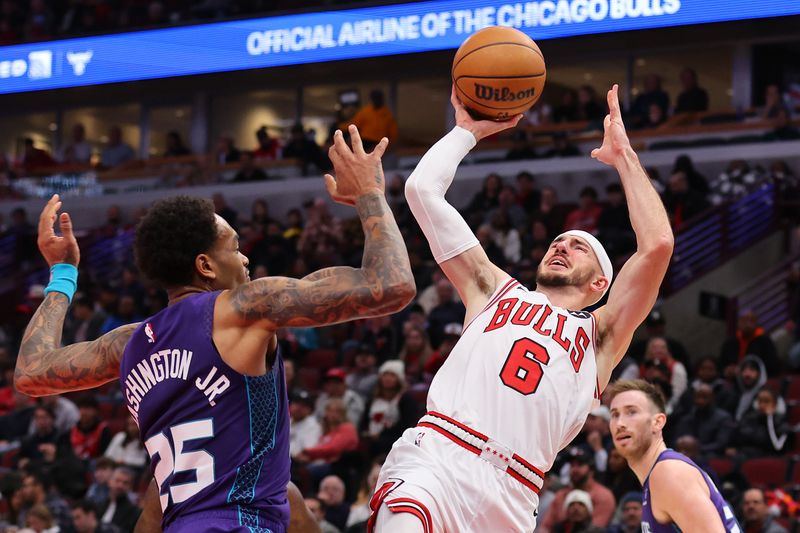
[0,0,798,94]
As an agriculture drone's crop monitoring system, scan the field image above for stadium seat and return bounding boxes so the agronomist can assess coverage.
[708,457,735,479]
[786,378,800,402]
[297,367,321,392]
[741,457,790,488]
[791,460,800,483]
[766,376,787,396]
[305,349,338,370]
[789,404,800,426]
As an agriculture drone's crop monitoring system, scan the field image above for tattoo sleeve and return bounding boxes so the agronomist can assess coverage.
[231,191,415,328]
[15,292,138,396]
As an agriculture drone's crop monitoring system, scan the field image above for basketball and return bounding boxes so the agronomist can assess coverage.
[452,26,546,121]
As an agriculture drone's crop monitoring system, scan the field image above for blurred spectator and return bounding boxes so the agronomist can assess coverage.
[488,209,522,264]
[630,74,670,128]
[606,492,643,533]
[25,502,59,533]
[741,488,789,533]
[709,160,763,205]
[424,322,461,377]
[214,135,240,164]
[476,223,507,266]
[298,398,358,482]
[86,458,115,506]
[97,467,140,532]
[315,368,365,426]
[20,138,56,173]
[577,85,606,122]
[350,89,399,150]
[398,325,434,381]
[0,389,36,441]
[298,198,344,268]
[663,171,711,228]
[674,68,709,113]
[417,269,456,315]
[290,389,322,459]
[386,173,412,229]
[253,126,281,161]
[60,123,92,164]
[626,310,690,368]
[597,183,635,259]
[769,108,800,141]
[553,89,579,123]
[100,294,140,334]
[346,461,382,530]
[672,154,710,196]
[94,205,126,239]
[541,447,615,532]
[673,435,720,487]
[642,336,687,414]
[232,151,268,182]
[720,309,780,378]
[581,406,612,473]
[103,418,148,470]
[212,192,239,230]
[487,186,527,231]
[505,129,537,160]
[728,387,788,459]
[70,396,112,460]
[346,344,379,400]
[563,186,602,234]
[516,171,541,213]
[361,360,420,456]
[553,489,605,533]
[71,499,121,533]
[538,186,570,235]
[673,356,736,419]
[100,127,135,168]
[318,475,350,531]
[543,132,580,158]
[596,448,640,503]
[16,473,72,532]
[670,383,735,456]
[641,102,667,129]
[282,123,331,174]
[731,356,769,422]
[163,130,190,157]
[28,395,79,435]
[465,173,503,221]
[305,497,340,533]
[762,84,789,120]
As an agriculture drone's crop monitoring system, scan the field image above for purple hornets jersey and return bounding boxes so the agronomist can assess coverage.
[120,291,290,532]
[642,450,741,533]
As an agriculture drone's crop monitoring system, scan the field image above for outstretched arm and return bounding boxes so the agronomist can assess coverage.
[404,87,522,324]
[219,125,415,330]
[15,194,138,396]
[593,85,674,386]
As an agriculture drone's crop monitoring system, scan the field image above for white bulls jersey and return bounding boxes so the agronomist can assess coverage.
[428,278,601,473]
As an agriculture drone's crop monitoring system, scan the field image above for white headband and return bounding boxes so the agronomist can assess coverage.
[556,230,614,287]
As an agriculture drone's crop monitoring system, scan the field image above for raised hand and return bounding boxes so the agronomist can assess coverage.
[591,84,633,168]
[37,194,80,267]
[451,85,523,142]
[324,124,388,206]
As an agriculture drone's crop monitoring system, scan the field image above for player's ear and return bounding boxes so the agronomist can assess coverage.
[195,253,217,281]
[590,275,609,295]
[652,412,667,432]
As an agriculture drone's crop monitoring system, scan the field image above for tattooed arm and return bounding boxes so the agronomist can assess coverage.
[15,195,137,396]
[15,292,138,396]
[220,125,415,330]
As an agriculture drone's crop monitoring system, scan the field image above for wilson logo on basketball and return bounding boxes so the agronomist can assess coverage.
[473,84,537,102]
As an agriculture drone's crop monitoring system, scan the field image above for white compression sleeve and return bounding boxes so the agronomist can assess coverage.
[404,126,480,264]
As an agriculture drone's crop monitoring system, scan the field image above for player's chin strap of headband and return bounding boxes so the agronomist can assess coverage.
[405,126,481,264]
[556,230,614,295]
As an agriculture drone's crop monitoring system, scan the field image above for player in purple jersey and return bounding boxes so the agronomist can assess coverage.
[608,380,742,533]
[15,125,415,532]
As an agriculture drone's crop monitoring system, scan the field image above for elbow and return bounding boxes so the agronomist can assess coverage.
[13,371,39,397]
[386,277,417,312]
[643,232,674,261]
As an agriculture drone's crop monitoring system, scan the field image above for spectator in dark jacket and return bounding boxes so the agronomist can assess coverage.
[64,296,108,344]
[606,492,643,533]
[741,488,789,533]
[672,356,736,420]
[97,467,141,532]
[70,396,112,460]
[663,171,710,228]
[674,68,709,113]
[728,387,789,459]
[630,74,670,128]
[232,151,268,182]
[670,383,735,457]
[672,154,710,196]
[720,309,780,378]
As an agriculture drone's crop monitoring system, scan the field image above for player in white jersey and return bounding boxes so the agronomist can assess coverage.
[367,85,674,533]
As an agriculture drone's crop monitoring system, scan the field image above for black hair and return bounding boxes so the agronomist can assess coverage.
[579,186,598,199]
[135,196,218,288]
[75,396,99,409]
[72,499,99,515]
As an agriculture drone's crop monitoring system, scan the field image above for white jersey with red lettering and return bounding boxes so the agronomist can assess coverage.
[371,278,601,533]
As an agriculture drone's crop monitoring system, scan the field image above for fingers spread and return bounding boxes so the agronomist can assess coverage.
[323,174,337,196]
[332,129,351,160]
[371,137,389,159]
[348,124,366,156]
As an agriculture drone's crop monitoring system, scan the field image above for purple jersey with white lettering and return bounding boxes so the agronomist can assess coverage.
[120,291,290,532]
[641,449,741,533]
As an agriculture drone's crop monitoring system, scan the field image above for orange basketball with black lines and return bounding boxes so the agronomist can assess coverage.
[452,26,546,121]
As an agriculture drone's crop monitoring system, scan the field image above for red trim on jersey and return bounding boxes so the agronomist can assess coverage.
[511,453,546,479]
[428,411,489,441]
[386,498,434,533]
[506,467,542,494]
[418,422,482,455]
[367,480,404,533]
[462,278,520,333]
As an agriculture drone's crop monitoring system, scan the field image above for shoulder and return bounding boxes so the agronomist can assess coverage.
[649,458,707,496]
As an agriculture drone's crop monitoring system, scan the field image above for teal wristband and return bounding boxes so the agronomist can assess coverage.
[43,263,78,303]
